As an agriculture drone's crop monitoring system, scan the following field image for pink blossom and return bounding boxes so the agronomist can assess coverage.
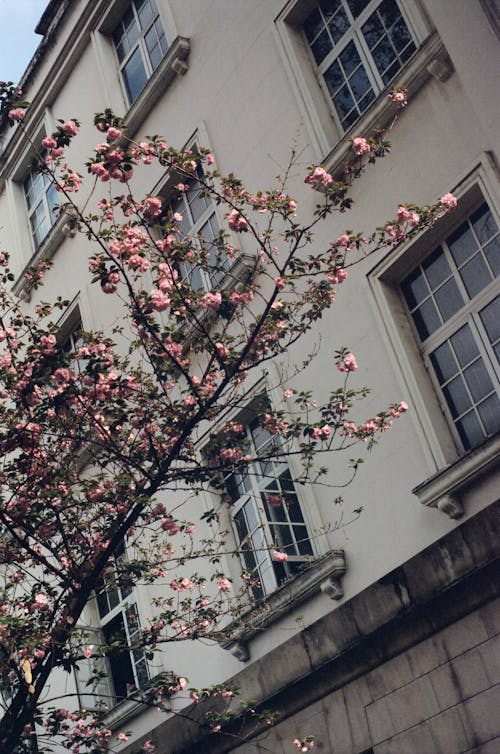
[143,742,155,754]
[337,352,358,373]
[117,732,129,743]
[305,166,333,191]
[144,196,162,217]
[83,644,94,659]
[42,136,57,150]
[8,107,26,122]
[63,120,79,137]
[106,127,122,142]
[399,401,408,412]
[200,291,222,310]
[388,89,408,107]
[228,210,249,232]
[334,234,351,248]
[440,192,458,210]
[217,577,231,592]
[397,206,411,224]
[206,153,215,165]
[351,137,370,156]
[32,593,48,609]
[272,550,288,562]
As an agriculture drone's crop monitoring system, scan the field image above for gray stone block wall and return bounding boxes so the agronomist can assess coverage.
[234,597,500,754]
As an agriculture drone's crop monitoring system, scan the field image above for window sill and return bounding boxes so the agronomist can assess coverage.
[101,671,176,729]
[222,549,346,662]
[324,30,453,175]
[123,36,191,137]
[13,206,77,300]
[412,432,500,518]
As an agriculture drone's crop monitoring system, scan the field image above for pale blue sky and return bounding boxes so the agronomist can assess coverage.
[1,0,48,84]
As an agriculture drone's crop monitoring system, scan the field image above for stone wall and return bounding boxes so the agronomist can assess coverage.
[125,500,500,754]
[232,596,499,753]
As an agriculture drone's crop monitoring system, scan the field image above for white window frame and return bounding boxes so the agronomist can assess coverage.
[94,542,149,703]
[219,409,316,600]
[367,156,500,471]
[112,0,169,105]
[23,156,59,251]
[274,0,432,160]
[400,205,499,452]
[302,0,418,133]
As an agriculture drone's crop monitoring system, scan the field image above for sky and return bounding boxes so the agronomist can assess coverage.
[0,0,49,84]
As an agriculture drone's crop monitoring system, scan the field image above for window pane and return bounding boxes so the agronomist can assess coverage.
[323,58,344,93]
[303,7,324,43]
[422,247,452,289]
[145,25,159,54]
[122,47,149,102]
[328,9,349,44]
[412,299,441,340]
[484,237,500,276]
[137,0,155,29]
[471,203,497,245]
[402,268,428,309]
[430,341,457,384]
[339,39,361,75]
[346,0,370,17]
[459,254,493,298]
[443,375,471,419]
[480,296,500,348]
[448,222,478,267]
[456,410,484,450]
[310,28,333,64]
[433,278,464,322]
[464,359,494,403]
[478,394,500,435]
[450,324,479,368]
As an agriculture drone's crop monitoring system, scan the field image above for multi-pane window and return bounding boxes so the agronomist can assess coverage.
[23,164,58,249]
[168,166,229,293]
[402,201,500,451]
[224,419,313,599]
[113,0,168,104]
[95,542,149,702]
[303,0,416,131]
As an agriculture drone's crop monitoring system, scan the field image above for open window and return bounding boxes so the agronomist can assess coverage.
[222,417,314,600]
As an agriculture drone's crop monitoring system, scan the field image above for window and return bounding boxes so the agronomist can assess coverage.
[23,161,58,249]
[95,542,149,702]
[223,418,314,600]
[113,0,169,104]
[401,200,500,451]
[167,164,229,293]
[303,0,416,131]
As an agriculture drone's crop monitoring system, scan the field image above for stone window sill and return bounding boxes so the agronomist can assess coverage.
[101,671,176,729]
[222,549,346,662]
[412,432,500,518]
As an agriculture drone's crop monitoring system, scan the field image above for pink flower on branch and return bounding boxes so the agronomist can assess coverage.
[272,550,288,562]
[440,192,458,210]
[351,137,371,156]
[8,107,26,122]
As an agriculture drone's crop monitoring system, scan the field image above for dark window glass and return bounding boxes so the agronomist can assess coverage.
[122,46,149,102]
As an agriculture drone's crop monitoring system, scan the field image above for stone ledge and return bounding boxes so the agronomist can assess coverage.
[413,432,500,518]
[222,549,346,661]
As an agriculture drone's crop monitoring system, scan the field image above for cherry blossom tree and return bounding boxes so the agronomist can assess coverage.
[0,82,456,753]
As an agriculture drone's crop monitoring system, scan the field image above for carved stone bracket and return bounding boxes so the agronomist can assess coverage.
[436,493,463,519]
[226,640,250,663]
[320,549,346,600]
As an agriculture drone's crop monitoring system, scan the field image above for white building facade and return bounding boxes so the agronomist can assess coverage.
[0,1,499,752]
